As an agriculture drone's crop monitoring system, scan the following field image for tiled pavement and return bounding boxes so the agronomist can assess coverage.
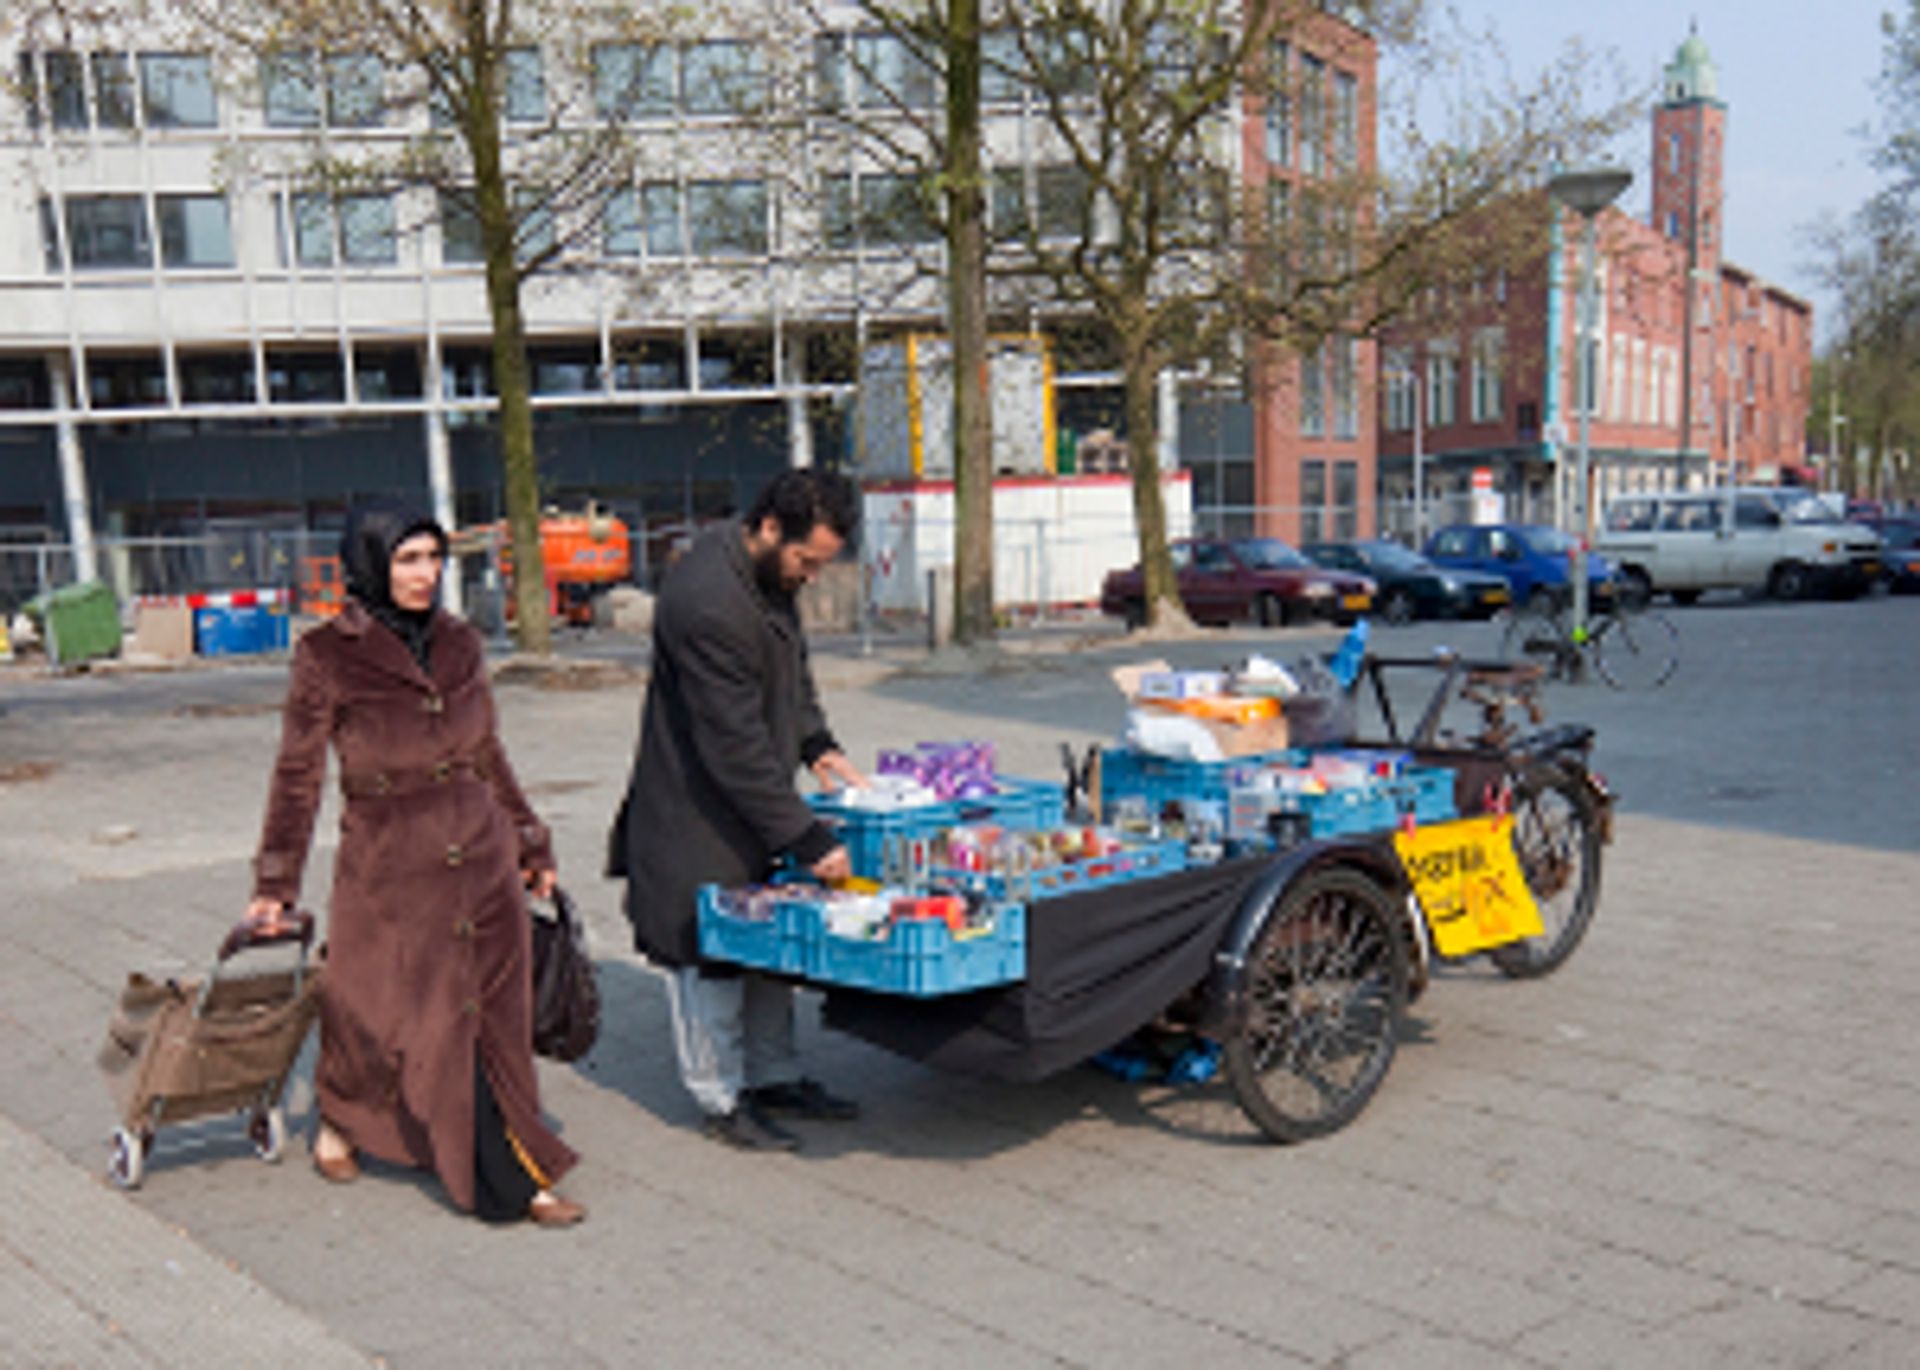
[0,596,1915,1366]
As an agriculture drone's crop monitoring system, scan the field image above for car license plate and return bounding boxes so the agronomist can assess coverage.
[1862,560,1881,577]
[1393,816,1545,958]
[1483,588,1509,604]
[1341,593,1369,610]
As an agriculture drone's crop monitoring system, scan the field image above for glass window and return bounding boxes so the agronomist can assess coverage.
[688,180,767,256]
[604,187,640,257]
[981,29,1023,104]
[179,352,254,404]
[505,47,545,123]
[989,167,1026,242]
[1333,461,1358,540]
[1734,495,1779,530]
[641,182,682,256]
[1471,328,1505,423]
[325,52,383,128]
[267,350,345,404]
[47,52,88,130]
[858,173,937,246]
[1265,41,1290,168]
[1331,337,1357,440]
[139,54,217,128]
[1035,165,1087,240]
[286,192,333,266]
[16,53,42,130]
[1333,70,1357,170]
[1300,460,1327,544]
[62,195,151,268]
[1299,346,1323,437]
[853,33,936,109]
[1604,499,1654,533]
[158,195,233,267]
[440,191,483,264]
[1430,528,1470,558]
[593,43,674,120]
[92,52,136,128]
[339,194,396,264]
[682,40,763,116]
[1298,54,1324,177]
[38,199,60,269]
[263,51,320,127]
[812,34,846,110]
[514,185,554,264]
[820,175,855,249]
[1426,347,1458,426]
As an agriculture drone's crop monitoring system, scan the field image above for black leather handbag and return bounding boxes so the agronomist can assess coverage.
[529,887,600,1062]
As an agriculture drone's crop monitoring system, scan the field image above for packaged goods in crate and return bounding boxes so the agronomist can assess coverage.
[1099,746,1301,814]
[909,822,1190,899]
[813,754,1066,879]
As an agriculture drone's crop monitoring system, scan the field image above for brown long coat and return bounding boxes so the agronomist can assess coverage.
[253,603,576,1210]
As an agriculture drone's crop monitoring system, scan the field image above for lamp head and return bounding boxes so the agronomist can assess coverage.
[1548,167,1633,217]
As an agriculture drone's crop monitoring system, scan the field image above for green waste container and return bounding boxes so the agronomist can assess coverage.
[25,582,122,666]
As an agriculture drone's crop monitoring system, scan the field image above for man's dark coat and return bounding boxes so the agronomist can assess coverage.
[611,525,838,966]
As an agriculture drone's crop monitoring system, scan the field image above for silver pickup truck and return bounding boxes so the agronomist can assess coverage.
[1596,488,1882,602]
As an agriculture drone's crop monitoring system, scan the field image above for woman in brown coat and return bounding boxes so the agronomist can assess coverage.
[245,501,583,1226]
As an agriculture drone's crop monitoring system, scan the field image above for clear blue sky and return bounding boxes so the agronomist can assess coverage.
[1405,0,1889,341]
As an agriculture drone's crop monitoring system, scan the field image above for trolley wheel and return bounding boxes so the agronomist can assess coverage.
[1224,866,1409,1143]
[249,1106,287,1163]
[109,1127,149,1190]
[1489,765,1604,979]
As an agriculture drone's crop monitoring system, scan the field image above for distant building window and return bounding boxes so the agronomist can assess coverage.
[505,47,546,123]
[1301,459,1327,543]
[681,40,763,116]
[139,53,217,128]
[1331,336,1357,440]
[1666,210,1681,240]
[157,195,233,268]
[1299,345,1324,437]
[642,182,683,257]
[1382,346,1415,432]
[1667,131,1682,173]
[687,179,767,256]
[262,52,320,127]
[603,187,641,257]
[439,192,484,264]
[1425,345,1458,427]
[852,32,938,109]
[1333,460,1358,540]
[1471,328,1505,423]
[1298,54,1325,177]
[326,52,384,127]
[593,43,675,120]
[1265,41,1291,168]
[51,195,150,269]
[93,52,136,128]
[1333,70,1357,171]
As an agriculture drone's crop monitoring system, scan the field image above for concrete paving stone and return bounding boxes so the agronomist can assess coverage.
[1830,1321,1920,1369]
[1508,1306,1670,1368]
[1653,1292,1887,1368]
[1522,1245,1741,1328]
[1712,1132,1902,1209]
[1495,1181,1732,1268]
[1682,1230,1882,1303]
[1699,1176,1887,1249]
[0,1257,153,1370]
[1339,1325,1544,1370]
[1824,1262,1920,1327]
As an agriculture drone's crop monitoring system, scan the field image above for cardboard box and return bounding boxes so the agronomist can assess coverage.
[1112,660,1290,758]
[130,601,194,663]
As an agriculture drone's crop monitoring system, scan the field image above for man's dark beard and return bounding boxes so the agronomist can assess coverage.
[751,542,796,600]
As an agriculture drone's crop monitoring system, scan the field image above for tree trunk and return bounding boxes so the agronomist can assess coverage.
[471,89,551,654]
[1123,346,1181,625]
[946,0,995,645]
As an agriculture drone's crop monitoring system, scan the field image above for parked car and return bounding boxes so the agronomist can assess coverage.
[1595,487,1882,602]
[1877,519,1920,594]
[1303,540,1512,624]
[1422,524,1615,611]
[1100,537,1374,628]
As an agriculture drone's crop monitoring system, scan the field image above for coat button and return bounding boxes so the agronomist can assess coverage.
[433,760,452,782]
[462,999,478,1017]
[374,773,391,795]
[423,694,444,715]
[454,918,474,938]
[446,844,464,866]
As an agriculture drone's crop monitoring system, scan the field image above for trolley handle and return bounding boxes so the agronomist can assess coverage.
[218,909,316,963]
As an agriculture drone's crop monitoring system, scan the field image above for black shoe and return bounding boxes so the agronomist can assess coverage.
[744,1078,861,1122]
[702,1105,800,1152]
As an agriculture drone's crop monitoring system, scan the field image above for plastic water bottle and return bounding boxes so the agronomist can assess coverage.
[1327,618,1370,690]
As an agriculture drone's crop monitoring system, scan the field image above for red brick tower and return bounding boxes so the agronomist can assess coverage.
[1651,26,1726,461]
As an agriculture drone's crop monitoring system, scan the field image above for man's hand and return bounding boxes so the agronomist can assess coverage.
[810,750,867,793]
[243,898,293,937]
[810,845,852,884]
[524,867,558,900]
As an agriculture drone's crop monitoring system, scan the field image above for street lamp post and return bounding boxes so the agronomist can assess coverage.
[1548,166,1632,655]
[1387,359,1425,545]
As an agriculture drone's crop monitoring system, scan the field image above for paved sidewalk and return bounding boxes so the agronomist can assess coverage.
[1,600,1917,1366]
[0,1110,368,1367]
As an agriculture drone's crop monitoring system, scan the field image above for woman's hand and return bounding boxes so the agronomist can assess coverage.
[244,896,290,929]
[523,867,558,900]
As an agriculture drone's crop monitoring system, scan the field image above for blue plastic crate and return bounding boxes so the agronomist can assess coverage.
[1100,747,1302,816]
[933,837,1190,901]
[807,793,961,880]
[1228,784,1403,847]
[1388,766,1459,824]
[804,902,1027,997]
[696,886,809,975]
[953,775,1067,829]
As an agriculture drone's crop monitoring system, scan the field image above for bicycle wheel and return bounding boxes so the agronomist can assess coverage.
[1489,765,1603,979]
[1592,609,1678,689]
[1224,867,1408,1142]
[1499,601,1566,674]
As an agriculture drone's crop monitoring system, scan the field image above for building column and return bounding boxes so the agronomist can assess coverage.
[423,405,464,617]
[785,339,812,469]
[1156,369,1178,471]
[46,353,99,585]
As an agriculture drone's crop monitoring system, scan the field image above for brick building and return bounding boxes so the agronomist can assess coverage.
[1376,29,1813,540]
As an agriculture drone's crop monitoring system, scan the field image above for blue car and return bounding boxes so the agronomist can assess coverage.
[1423,523,1614,611]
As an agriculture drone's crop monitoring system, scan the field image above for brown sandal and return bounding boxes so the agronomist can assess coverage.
[528,1191,586,1227]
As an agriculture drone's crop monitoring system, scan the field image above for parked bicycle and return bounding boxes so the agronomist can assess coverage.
[1496,580,1679,689]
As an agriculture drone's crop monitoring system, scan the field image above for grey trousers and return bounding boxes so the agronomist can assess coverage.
[665,967,801,1116]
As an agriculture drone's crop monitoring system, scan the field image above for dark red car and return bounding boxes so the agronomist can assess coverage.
[1101,537,1375,628]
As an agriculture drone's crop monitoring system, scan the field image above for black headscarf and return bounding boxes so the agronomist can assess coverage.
[340,498,448,673]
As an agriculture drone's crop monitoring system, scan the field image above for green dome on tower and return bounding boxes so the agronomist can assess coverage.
[1664,26,1720,103]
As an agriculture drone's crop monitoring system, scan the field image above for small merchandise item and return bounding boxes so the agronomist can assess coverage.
[836,773,943,811]
[1136,670,1227,701]
[876,741,999,802]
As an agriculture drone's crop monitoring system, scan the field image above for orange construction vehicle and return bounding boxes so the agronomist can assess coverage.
[460,505,635,626]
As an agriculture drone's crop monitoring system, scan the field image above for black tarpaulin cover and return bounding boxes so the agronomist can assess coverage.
[821,857,1272,1083]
